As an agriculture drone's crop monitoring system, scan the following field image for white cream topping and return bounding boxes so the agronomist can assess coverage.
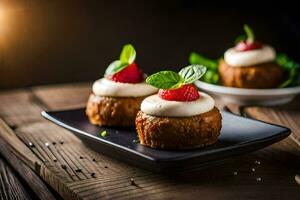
[224,45,276,67]
[92,78,157,97]
[141,92,215,117]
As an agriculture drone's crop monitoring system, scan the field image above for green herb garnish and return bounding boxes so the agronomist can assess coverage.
[105,60,128,75]
[120,44,136,64]
[234,34,247,45]
[179,64,207,84]
[244,24,255,43]
[146,65,206,89]
[234,24,255,44]
[189,52,218,71]
[189,52,219,84]
[100,130,108,137]
[277,54,300,88]
[146,71,184,89]
[105,44,136,76]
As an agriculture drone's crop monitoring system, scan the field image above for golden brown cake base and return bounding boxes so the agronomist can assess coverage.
[135,107,222,149]
[218,59,284,89]
[86,94,146,127]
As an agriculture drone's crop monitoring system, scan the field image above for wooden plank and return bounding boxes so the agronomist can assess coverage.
[0,119,42,169]
[32,83,91,110]
[0,119,57,200]
[0,89,44,127]
[244,97,300,155]
[0,155,35,200]
[14,120,300,200]
[15,121,177,199]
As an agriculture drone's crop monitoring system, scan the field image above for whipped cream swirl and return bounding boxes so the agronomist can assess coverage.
[224,45,276,67]
[141,92,215,117]
[92,78,158,97]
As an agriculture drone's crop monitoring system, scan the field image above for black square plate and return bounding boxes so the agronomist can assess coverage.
[42,108,290,172]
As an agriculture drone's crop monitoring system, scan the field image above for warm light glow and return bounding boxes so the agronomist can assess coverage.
[0,3,8,39]
[0,2,14,52]
[0,5,4,33]
[0,2,14,47]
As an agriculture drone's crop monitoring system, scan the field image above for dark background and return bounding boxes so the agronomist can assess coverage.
[0,0,299,89]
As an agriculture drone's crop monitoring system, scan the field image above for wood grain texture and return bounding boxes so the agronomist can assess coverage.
[15,121,177,200]
[0,119,41,169]
[14,120,300,200]
[0,89,44,127]
[244,96,300,156]
[0,156,34,200]
[0,83,299,200]
[32,83,91,110]
[0,119,57,200]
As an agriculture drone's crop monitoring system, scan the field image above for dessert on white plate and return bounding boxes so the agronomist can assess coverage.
[218,25,284,89]
[190,24,300,105]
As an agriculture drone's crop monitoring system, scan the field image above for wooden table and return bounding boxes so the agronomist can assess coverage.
[0,83,299,200]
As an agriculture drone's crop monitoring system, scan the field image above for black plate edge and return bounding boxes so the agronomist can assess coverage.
[41,110,156,161]
[41,109,291,166]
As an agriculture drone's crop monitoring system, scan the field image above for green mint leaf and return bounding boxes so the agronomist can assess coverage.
[105,60,127,76]
[189,52,218,70]
[120,44,136,64]
[100,130,108,137]
[234,34,247,44]
[244,24,255,43]
[276,54,300,70]
[179,65,207,84]
[146,71,184,89]
[277,53,300,88]
[279,68,297,88]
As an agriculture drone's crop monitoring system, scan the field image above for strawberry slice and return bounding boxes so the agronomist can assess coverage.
[110,63,143,83]
[158,84,200,101]
[235,40,262,51]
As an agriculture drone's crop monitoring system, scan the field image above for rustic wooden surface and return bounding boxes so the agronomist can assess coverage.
[0,83,299,200]
[0,155,36,200]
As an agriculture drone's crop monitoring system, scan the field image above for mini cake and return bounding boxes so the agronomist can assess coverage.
[219,25,284,88]
[135,65,222,149]
[86,44,157,126]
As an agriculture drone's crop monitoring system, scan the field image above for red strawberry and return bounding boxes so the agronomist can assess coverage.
[235,40,262,51]
[110,63,143,83]
[158,84,200,101]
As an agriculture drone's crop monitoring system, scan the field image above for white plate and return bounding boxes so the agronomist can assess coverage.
[195,81,300,106]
